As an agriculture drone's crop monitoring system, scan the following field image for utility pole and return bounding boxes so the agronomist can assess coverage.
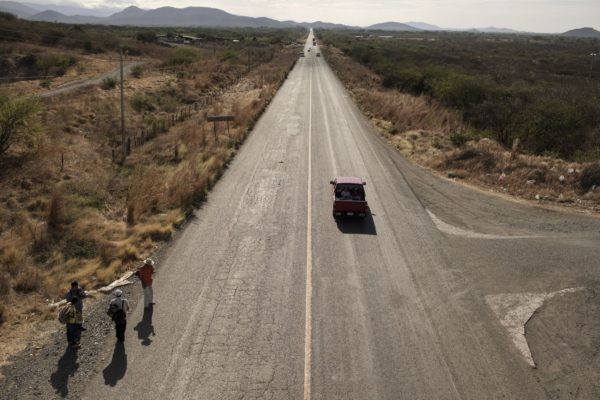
[120,47,125,160]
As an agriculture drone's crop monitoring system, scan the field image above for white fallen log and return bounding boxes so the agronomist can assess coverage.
[48,270,137,309]
[96,270,136,294]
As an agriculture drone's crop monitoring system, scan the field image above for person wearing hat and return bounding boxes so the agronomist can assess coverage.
[136,258,156,308]
[108,289,130,342]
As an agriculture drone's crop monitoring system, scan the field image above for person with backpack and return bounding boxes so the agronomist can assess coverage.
[136,258,155,308]
[108,289,130,342]
[62,297,81,348]
[65,281,87,331]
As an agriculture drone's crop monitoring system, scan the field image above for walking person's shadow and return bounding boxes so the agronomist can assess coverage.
[134,305,155,346]
[103,341,127,387]
[50,346,79,397]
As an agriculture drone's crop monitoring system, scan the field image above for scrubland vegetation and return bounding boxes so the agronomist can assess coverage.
[0,15,303,349]
[321,31,600,161]
[320,31,600,210]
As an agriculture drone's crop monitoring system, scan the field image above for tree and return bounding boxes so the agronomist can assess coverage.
[136,31,157,43]
[0,96,40,156]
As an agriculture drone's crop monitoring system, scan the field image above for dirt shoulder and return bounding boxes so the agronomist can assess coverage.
[0,39,299,373]
[322,45,600,215]
[0,47,299,398]
[0,258,146,399]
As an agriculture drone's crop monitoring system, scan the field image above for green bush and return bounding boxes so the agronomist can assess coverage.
[101,77,117,90]
[450,132,469,147]
[220,49,239,62]
[168,47,202,65]
[521,100,586,158]
[136,31,157,43]
[0,95,40,156]
[36,54,77,78]
[131,93,155,113]
[580,163,600,192]
[64,239,97,259]
[131,65,143,78]
[429,72,488,109]
[121,45,141,56]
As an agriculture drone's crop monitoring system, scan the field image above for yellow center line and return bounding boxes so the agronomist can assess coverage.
[303,52,313,400]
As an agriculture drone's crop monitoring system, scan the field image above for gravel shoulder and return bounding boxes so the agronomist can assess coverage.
[0,232,173,400]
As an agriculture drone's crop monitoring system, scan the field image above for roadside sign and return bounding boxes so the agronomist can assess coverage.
[207,115,234,122]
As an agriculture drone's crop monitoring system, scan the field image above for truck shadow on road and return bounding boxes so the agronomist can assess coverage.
[334,213,377,235]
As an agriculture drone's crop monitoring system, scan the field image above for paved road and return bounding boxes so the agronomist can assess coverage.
[83,31,600,399]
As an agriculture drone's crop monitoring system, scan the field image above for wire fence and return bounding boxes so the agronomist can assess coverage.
[111,73,244,163]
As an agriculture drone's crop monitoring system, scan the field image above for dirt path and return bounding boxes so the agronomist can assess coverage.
[37,61,145,99]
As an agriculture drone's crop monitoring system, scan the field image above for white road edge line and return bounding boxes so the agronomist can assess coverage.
[304,55,313,400]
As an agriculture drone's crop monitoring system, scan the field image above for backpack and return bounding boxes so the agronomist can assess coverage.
[106,302,119,318]
[107,302,126,322]
[58,303,70,324]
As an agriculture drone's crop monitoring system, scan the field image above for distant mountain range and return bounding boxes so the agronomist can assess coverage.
[0,1,597,36]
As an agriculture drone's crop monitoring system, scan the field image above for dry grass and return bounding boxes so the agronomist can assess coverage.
[0,272,10,297]
[358,89,462,135]
[0,38,298,370]
[12,266,42,293]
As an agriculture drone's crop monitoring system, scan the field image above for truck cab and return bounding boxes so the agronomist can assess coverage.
[330,177,369,217]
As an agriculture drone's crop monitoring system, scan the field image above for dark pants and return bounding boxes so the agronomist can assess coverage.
[66,323,80,344]
[115,319,127,342]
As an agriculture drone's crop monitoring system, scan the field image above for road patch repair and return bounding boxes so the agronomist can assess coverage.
[485,287,583,368]
[426,209,538,240]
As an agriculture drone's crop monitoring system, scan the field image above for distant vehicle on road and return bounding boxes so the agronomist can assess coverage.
[330,177,369,217]
[308,48,311,52]
[316,53,321,57]
[299,52,305,57]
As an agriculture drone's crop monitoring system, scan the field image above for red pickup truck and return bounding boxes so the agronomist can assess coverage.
[329,177,369,217]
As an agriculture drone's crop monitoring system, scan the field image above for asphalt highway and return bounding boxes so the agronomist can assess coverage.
[83,31,600,400]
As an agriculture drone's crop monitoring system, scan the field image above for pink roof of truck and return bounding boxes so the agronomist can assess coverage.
[335,177,364,185]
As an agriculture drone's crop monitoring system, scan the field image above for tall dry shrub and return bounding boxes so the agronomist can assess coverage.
[359,90,462,135]
[128,165,165,217]
[13,266,41,293]
[168,156,207,210]
[0,272,10,297]
[47,191,65,233]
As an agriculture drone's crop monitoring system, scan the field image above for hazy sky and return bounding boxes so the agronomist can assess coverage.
[27,0,600,32]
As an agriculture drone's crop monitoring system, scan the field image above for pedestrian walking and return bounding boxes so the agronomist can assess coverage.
[65,297,81,348]
[108,289,130,342]
[65,281,87,331]
[136,258,155,308]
